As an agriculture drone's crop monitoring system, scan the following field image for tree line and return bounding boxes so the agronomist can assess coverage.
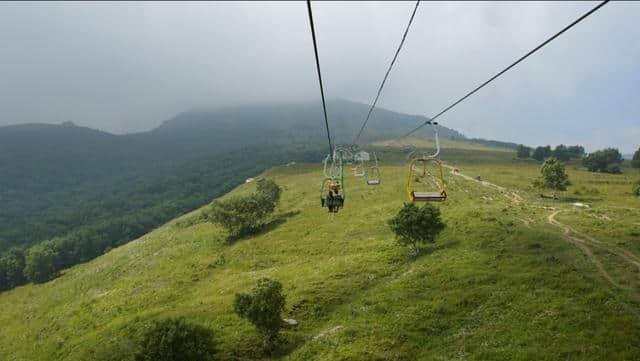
[516,144,585,161]
[0,147,323,292]
[518,144,640,175]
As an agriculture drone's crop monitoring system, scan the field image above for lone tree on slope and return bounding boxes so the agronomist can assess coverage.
[233,278,286,351]
[388,203,446,257]
[207,178,282,239]
[134,317,217,361]
[535,157,571,198]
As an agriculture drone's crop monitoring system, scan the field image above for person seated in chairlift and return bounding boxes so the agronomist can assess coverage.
[326,180,340,212]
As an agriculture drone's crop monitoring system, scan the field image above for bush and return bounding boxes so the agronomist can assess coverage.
[540,157,571,191]
[583,148,623,173]
[233,278,286,350]
[207,195,270,238]
[207,179,282,238]
[633,181,640,197]
[134,317,216,361]
[256,178,282,208]
[388,203,446,256]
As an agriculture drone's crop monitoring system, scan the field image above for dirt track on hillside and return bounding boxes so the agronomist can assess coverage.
[445,163,640,297]
[442,164,523,203]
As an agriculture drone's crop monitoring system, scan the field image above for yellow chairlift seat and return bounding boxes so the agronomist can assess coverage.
[405,120,446,202]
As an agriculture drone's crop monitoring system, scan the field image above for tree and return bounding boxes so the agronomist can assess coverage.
[233,278,286,350]
[388,203,446,257]
[516,144,530,158]
[207,179,282,238]
[583,148,623,173]
[539,157,571,192]
[134,317,217,361]
[0,248,25,291]
[208,195,271,238]
[255,178,282,213]
[567,145,585,159]
[552,144,570,161]
[632,147,640,169]
[23,243,59,283]
[532,145,552,161]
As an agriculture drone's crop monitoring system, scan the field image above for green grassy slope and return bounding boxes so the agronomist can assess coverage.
[1,141,640,361]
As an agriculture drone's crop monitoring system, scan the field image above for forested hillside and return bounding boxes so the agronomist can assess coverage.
[0,99,468,291]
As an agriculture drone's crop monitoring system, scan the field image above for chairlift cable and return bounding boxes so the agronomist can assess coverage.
[403,0,609,138]
[307,0,334,154]
[353,0,420,145]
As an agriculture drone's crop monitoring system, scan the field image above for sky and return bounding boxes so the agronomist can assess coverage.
[0,1,638,153]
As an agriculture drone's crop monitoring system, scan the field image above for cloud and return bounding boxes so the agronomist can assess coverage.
[0,1,638,152]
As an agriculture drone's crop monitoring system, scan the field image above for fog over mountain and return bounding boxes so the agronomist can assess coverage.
[0,1,638,152]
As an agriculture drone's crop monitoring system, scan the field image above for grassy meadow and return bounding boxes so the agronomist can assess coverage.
[1,139,640,360]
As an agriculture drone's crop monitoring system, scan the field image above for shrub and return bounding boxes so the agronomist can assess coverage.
[207,179,282,238]
[134,317,216,361]
[233,278,286,350]
[255,178,282,209]
[633,180,640,197]
[540,157,571,191]
[207,195,269,238]
[388,203,446,257]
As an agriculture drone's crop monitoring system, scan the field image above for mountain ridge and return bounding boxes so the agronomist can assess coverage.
[0,99,467,144]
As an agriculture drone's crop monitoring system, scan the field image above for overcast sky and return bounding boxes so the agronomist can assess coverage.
[0,1,638,152]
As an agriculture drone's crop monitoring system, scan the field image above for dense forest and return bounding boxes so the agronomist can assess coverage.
[0,99,466,291]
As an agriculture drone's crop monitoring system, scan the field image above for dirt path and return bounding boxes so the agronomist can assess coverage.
[445,163,640,296]
[442,164,523,203]
[548,211,640,272]
[547,211,628,290]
